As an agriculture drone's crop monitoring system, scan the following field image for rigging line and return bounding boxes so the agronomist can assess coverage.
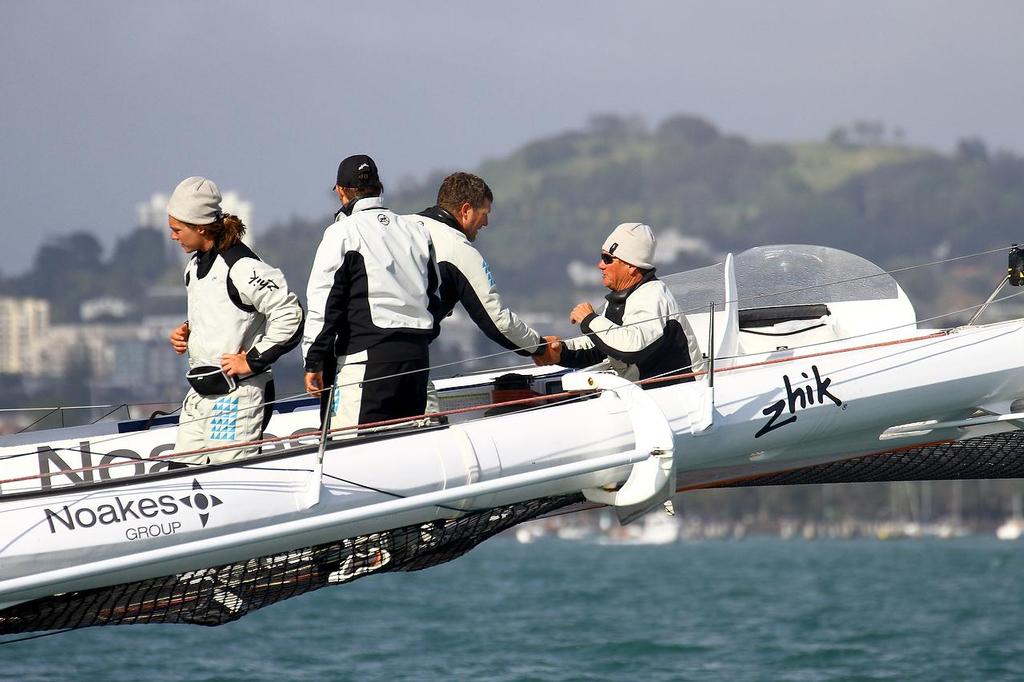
[316,243,1021,395]
[0,398,192,413]
[2,245,1015,458]
[0,629,74,645]
[319,472,490,514]
[0,404,119,413]
[1,243,1011,421]
[328,243,1016,385]
[5,284,1020,470]
[15,407,60,434]
[165,290,1024,469]
[90,404,128,425]
[28,285,1018,474]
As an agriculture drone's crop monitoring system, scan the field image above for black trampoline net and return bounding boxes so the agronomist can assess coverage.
[725,430,1024,488]
[0,493,585,635]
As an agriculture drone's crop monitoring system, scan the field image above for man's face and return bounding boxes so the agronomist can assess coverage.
[168,216,208,253]
[457,200,491,242]
[598,252,637,291]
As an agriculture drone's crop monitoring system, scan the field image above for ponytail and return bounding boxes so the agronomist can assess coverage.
[206,213,247,251]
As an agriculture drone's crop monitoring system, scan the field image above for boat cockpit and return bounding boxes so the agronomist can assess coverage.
[665,244,918,363]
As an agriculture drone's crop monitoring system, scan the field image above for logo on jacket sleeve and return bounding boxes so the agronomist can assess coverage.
[249,270,280,291]
[481,260,496,287]
[377,214,390,226]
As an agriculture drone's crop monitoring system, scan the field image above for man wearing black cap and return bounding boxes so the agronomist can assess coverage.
[302,154,440,434]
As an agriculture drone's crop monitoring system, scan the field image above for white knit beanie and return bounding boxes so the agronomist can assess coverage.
[602,222,656,269]
[167,176,222,225]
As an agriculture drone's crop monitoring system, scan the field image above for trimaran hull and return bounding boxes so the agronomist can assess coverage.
[2,320,1024,610]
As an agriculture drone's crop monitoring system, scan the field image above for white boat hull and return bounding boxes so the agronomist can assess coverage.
[3,320,1024,609]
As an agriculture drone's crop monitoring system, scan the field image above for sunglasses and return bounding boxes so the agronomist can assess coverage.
[600,253,617,265]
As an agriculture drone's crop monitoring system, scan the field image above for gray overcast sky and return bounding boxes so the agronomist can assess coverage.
[1,1,1022,275]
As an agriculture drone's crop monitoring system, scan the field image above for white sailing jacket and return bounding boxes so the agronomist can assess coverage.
[185,242,304,374]
[561,270,703,385]
[303,196,440,372]
[412,206,543,356]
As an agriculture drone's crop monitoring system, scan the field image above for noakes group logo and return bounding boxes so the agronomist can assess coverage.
[43,478,227,534]
[179,479,224,528]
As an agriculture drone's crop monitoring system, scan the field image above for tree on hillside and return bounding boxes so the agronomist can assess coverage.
[14,232,105,322]
[108,228,174,294]
[656,114,720,146]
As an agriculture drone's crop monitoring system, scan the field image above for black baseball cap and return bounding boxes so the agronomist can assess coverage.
[335,154,380,189]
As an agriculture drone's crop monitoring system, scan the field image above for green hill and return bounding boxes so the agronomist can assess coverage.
[8,114,1023,323]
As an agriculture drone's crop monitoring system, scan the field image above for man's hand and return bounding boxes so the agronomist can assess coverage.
[569,302,595,325]
[169,322,190,355]
[305,371,324,397]
[220,349,252,377]
[533,335,563,366]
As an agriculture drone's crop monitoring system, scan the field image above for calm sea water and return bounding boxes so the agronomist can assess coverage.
[3,536,1023,681]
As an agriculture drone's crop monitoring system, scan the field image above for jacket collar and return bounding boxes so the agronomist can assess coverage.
[418,205,464,235]
[605,268,657,305]
[335,195,385,220]
[194,247,218,277]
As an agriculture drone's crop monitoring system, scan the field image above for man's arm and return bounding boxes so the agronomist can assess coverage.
[446,243,544,356]
[227,258,305,374]
[577,296,668,365]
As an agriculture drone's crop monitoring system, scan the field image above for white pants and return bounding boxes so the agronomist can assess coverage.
[174,374,271,465]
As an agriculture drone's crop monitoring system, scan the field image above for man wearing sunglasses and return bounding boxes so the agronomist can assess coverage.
[536,222,702,387]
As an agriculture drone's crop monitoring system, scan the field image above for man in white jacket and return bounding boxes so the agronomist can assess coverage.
[410,172,551,359]
[303,155,439,433]
[540,222,703,386]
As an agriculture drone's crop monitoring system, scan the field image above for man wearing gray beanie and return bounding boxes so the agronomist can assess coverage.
[536,222,703,386]
[166,176,304,466]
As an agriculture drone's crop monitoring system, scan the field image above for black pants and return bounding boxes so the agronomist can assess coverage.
[323,354,429,432]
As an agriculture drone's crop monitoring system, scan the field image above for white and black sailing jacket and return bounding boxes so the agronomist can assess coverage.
[412,206,543,356]
[560,270,703,385]
[303,196,440,372]
[185,243,304,374]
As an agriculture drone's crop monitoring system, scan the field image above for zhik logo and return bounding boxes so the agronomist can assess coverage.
[249,271,280,291]
[179,479,224,528]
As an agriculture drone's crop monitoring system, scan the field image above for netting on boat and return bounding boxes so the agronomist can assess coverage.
[725,431,1024,488]
[0,493,584,635]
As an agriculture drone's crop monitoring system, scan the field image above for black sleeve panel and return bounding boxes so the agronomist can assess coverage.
[580,316,665,365]
[304,251,359,372]
[426,241,442,341]
[247,310,305,373]
[446,262,536,356]
[558,343,607,369]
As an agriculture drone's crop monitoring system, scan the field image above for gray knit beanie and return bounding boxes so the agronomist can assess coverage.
[167,176,222,225]
[602,222,656,269]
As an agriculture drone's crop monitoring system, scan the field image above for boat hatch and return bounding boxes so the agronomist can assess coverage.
[664,245,917,358]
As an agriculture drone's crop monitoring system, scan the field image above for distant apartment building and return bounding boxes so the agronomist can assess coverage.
[0,297,50,375]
